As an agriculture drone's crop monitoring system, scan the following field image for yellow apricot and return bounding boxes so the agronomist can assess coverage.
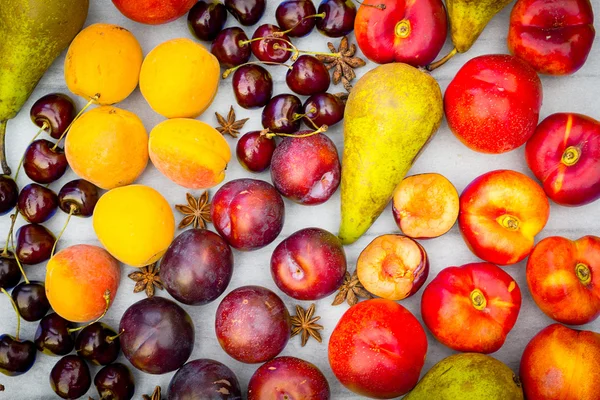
[65,106,149,190]
[93,185,175,267]
[65,23,143,105]
[139,38,220,118]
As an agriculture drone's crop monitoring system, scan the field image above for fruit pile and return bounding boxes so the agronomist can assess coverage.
[0,0,598,399]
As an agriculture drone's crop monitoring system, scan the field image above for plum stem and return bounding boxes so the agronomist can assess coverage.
[470,288,487,311]
[1,287,21,340]
[13,122,48,182]
[576,263,592,285]
[426,48,458,71]
[50,205,75,258]
[51,94,99,151]
[0,120,11,175]
[222,61,292,79]
[68,290,111,333]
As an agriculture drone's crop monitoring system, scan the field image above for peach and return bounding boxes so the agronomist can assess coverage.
[149,118,230,189]
[46,245,120,323]
[392,173,459,238]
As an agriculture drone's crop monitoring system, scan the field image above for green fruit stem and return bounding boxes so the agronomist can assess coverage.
[67,290,111,333]
[426,48,458,71]
[1,287,21,340]
[13,122,48,181]
[0,120,10,175]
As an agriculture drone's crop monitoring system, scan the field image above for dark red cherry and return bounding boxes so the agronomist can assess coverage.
[23,139,68,184]
[232,64,273,109]
[316,0,356,37]
[15,223,55,265]
[236,131,277,173]
[17,183,58,224]
[0,334,36,377]
[303,93,345,128]
[251,24,292,63]
[94,363,135,400]
[262,94,303,134]
[12,281,50,322]
[50,355,91,399]
[211,27,252,69]
[0,252,20,291]
[34,313,75,356]
[29,93,77,140]
[286,55,331,96]
[188,0,228,41]
[225,0,265,26]
[75,322,121,366]
[0,176,18,215]
[58,179,99,217]
[276,0,319,37]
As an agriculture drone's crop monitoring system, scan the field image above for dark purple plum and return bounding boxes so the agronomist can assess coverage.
[0,334,36,377]
[188,0,228,41]
[236,131,277,173]
[232,64,273,109]
[262,94,302,134]
[250,24,292,63]
[12,281,50,322]
[30,93,77,140]
[15,223,55,265]
[34,313,75,356]
[316,0,357,37]
[286,55,331,96]
[17,183,58,224]
[119,297,194,374]
[0,176,18,215]
[215,286,290,364]
[168,359,242,400]
[224,0,265,26]
[58,179,99,217]
[276,0,320,37]
[49,355,91,399]
[23,139,68,184]
[161,229,233,306]
[0,252,20,291]
[75,322,120,366]
[94,363,135,400]
[211,28,252,69]
[302,93,345,128]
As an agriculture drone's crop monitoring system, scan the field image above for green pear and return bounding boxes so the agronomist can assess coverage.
[339,63,443,245]
[404,353,524,400]
[0,0,89,174]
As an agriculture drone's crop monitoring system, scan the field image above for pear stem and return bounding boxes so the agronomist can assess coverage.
[67,290,111,333]
[14,122,48,182]
[52,95,98,151]
[2,287,21,340]
[426,48,458,71]
[0,120,11,175]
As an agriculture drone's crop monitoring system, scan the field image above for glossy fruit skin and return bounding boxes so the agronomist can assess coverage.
[12,281,50,322]
[112,0,196,25]
[120,297,194,374]
[236,131,277,173]
[355,0,447,66]
[520,324,600,400]
[225,0,265,26]
[286,56,331,96]
[248,356,330,400]
[302,93,345,128]
[15,223,55,265]
[58,179,99,217]
[34,313,75,356]
[211,27,252,68]
[0,253,20,290]
[215,286,290,364]
[23,139,68,184]
[17,183,58,223]
[211,179,285,251]
[75,322,120,366]
[271,132,341,205]
[421,262,522,353]
[29,93,77,140]
[445,54,543,154]
[0,176,18,215]
[525,113,600,206]
[508,0,595,75]
[527,236,600,325]
[232,65,273,109]
[188,0,228,41]
[168,359,242,400]
[0,335,36,376]
[276,0,318,37]
[94,363,135,400]
[329,299,428,398]
[50,355,91,399]
[251,24,292,63]
[459,170,550,265]
[271,228,346,300]
[317,0,356,37]
[161,229,234,306]
[262,94,302,134]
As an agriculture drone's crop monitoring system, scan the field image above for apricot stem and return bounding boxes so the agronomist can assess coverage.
[1,213,17,257]
[222,61,292,79]
[13,122,48,182]
[51,205,75,258]
[1,287,21,340]
[470,288,487,311]
[395,20,411,38]
[52,95,99,151]
[264,125,328,139]
[426,48,458,71]
[498,214,520,231]
[576,263,592,285]
[562,146,581,166]
[68,290,111,333]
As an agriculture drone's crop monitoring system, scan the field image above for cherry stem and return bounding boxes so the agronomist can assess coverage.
[276,13,326,35]
[272,43,342,59]
[1,287,21,340]
[68,290,111,333]
[106,329,124,343]
[13,252,29,285]
[52,95,99,151]
[51,205,75,258]
[426,48,458,71]
[0,120,11,176]
[263,125,328,139]
[291,112,320,130]
[13,122,49,182]
[1,213,17,256]
[222,61,292,79]
[354,0,386,9]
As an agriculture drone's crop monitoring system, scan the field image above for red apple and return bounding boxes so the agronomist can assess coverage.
[270,228,347,301]
[354,0,447,66]
[520,323,600,400]
[444,54,543,154]
[508,0,595,75]
[526,113,600,206]
[526,235,600,325]
[328,299,427,399]
[421,262,522,353]
[112,0,196,24]
[459,170,550,265]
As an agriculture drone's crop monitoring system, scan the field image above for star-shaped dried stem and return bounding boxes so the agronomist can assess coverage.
[316,36,366,93]
[175,191,211,230]
[142,386,161,400]
[215,106,249,138]
[332,270,373,306]
[290,303,323,347]
[128,263,163,298]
